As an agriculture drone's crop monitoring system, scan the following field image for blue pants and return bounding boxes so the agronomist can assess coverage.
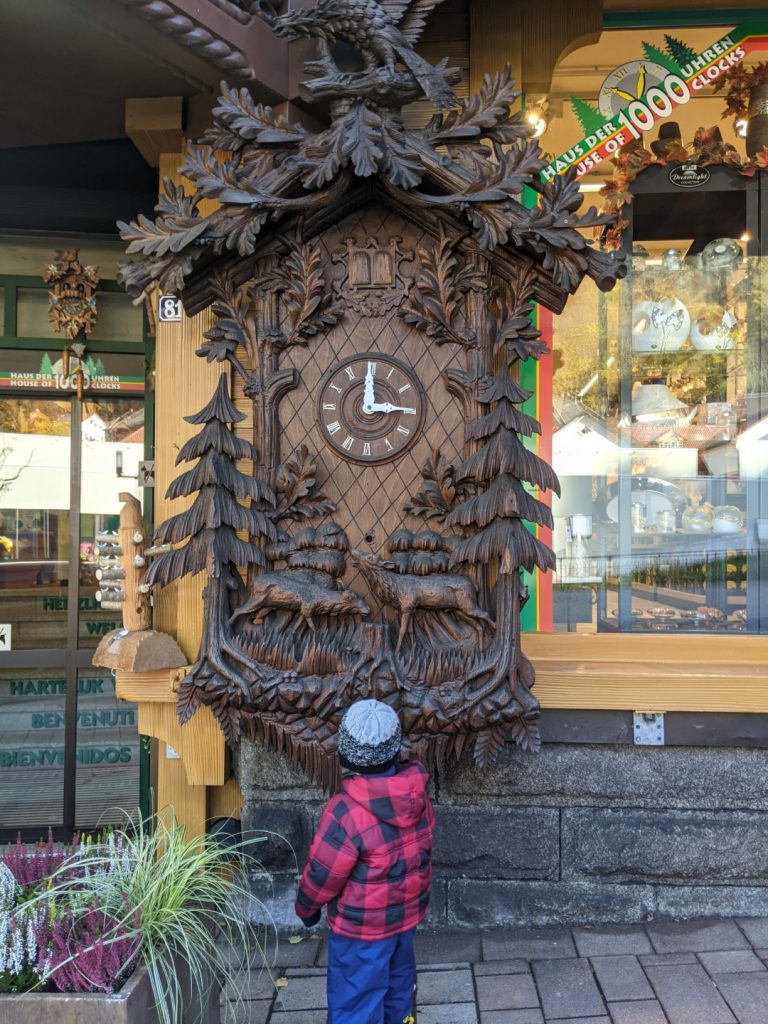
[327,928,416,1024]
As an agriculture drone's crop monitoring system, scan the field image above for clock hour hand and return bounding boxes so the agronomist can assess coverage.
[366,402,417,415]
[362,365,376,413]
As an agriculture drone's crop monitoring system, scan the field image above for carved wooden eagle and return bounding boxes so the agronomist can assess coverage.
[253,0,457,108]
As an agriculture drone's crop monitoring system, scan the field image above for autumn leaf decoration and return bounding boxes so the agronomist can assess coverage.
[712,61,768,119]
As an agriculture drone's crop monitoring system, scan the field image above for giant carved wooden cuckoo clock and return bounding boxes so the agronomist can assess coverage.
[118,0,624,786]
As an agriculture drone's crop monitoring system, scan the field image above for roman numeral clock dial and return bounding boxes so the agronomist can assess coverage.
[317,354,426,464]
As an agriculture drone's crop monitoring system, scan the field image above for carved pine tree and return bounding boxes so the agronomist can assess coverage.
[147,372,277,742]
[446,271,558,757]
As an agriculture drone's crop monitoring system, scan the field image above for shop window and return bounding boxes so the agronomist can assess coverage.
[552,243,765,630]
[551,170,764,634]
[0,227,150,835]
[75,669,140,830]
[0,666,140,832]
[541,22,768,636]
[0,667,65,829]
[0,398,71,648]
[78,399,145,649]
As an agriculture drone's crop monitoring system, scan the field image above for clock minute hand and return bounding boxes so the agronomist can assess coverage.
[367,402,417,414]
[362,366,375,413]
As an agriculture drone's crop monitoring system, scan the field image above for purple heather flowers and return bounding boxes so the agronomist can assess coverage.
[0,833,139,995]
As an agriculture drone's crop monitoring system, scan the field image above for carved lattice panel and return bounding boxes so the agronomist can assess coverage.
[276,206,466,609]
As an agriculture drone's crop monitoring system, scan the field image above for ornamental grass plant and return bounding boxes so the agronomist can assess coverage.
[0,814,281,1024]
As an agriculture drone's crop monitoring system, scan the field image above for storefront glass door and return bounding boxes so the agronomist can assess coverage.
[0,394,144,835]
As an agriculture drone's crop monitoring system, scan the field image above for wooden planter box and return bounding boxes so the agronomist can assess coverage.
[0,964,221,1024]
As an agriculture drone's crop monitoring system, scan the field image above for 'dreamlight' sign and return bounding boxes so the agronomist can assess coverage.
[542,21,768,182]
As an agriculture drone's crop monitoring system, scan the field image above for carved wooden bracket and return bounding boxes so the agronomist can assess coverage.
[125,97,185,168]
[116,668,225,786]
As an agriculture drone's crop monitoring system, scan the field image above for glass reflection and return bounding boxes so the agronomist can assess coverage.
[78,399,143,647]
[75,669,140,829]
[551,191,762,633]
[0,399,70,648]
[0,668,65,828]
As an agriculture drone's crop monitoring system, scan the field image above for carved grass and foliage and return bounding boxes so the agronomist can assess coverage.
[121,0,624,783]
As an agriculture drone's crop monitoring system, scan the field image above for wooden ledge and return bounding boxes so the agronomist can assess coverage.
[115,632,768,757]
[526,633,768,713]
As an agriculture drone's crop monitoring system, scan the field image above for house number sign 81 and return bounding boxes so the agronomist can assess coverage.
[158,295,182,322]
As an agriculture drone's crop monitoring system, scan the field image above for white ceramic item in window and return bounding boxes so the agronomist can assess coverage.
[632,299,690,353]
[712,505,743,534]
[691,309,738,352]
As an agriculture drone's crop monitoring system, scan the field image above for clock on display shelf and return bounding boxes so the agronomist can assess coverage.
[317,353,426,463]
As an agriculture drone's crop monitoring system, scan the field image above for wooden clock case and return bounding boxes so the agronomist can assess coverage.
[117,0,624,784]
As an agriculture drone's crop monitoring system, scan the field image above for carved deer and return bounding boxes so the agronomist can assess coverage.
[231,570,370,632]
[350,549,495,654]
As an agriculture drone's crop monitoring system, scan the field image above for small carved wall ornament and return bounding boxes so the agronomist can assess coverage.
[118,0,625,786]
[44,248,100,339]
[43,248,99,398]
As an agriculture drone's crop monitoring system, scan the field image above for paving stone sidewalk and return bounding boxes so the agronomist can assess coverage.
[222,917,768,1024]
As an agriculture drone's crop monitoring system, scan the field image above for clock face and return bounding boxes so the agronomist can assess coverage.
[317,353,426,463]
[598,60,669,118]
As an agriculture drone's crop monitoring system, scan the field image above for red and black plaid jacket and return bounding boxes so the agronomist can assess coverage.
[295,761,435,940]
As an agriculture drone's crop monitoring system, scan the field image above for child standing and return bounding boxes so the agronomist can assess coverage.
[295,699,435,1024]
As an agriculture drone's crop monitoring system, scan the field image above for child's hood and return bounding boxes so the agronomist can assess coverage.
[343,762,429,828]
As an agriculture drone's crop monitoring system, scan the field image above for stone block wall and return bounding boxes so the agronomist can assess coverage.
[236,739,768,929]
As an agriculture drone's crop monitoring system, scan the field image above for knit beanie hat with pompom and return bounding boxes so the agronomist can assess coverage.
[337,699,402,773]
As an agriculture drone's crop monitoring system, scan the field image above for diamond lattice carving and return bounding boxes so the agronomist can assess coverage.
[278,207,465,610]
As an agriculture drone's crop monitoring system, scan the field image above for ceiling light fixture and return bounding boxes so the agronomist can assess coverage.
[526,109,547,138]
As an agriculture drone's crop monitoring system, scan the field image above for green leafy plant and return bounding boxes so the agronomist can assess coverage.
[23,815,280,1024]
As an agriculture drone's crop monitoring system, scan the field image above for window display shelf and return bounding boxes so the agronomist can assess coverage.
[552,164,768,636]
[526,633,768,713]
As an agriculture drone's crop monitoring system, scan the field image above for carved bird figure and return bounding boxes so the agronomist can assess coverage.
[253,0,456,108]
